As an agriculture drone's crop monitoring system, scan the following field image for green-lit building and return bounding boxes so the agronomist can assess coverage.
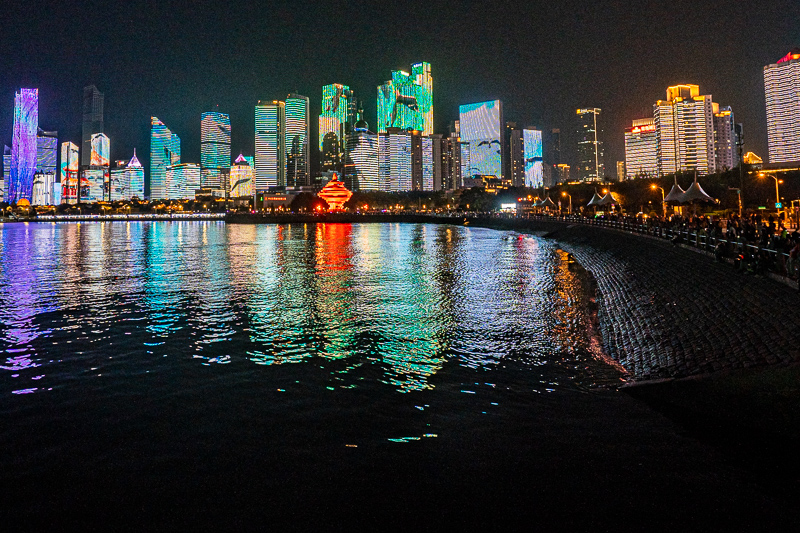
[377,62,433,135]
[319,84,356,173]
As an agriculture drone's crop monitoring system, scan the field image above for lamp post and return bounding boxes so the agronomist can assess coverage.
[651,184,665,217]
[561,191,572,215]
[759,173,783,218]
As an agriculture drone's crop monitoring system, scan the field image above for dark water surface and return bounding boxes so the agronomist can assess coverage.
[1,221,789,529]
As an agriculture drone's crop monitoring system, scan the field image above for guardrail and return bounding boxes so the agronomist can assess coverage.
[527,214,797,282]
[33,213,226,222]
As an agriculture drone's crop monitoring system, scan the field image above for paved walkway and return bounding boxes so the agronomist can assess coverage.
[550,224,800,380]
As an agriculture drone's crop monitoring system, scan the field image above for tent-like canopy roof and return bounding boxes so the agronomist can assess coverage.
[587,192,603,206]
[538,196,558,209]
[681,177,715,203]
[597,192,618,206]
[664,181,686,204]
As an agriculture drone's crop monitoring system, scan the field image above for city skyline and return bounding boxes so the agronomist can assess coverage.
[1,0,795,180]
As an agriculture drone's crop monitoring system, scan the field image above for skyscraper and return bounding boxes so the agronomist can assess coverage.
[522,129,543,188]
[110,150,145,201]
[459,100,504,178]
[36,129,58,175]
[165,163,201,199]
[81,85,104,166]
[229,154,254,198]
[319,84,354,174]
[506,122,524,187]
[90,133,110,166]
[344,120,379,191]
[377,62,433,134]
[285,94,310,187]
[764,49,800,164]
[576,108,604,181]
[150,117,181,199]
[713,106,735,171]
[254,100,285,189]
[624,118,658,179]
[653,85,717,176]
[9,88,38,205]
[200,111,231,189]
[60,141,80,203]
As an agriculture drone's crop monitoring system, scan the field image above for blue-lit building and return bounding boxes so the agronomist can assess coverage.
[458,100,504,179]
[201,111,231,190]
[285,94,309,187]
[110,150,145,201]
[255,101,285,188]
[377,62,433,135]
[523,129,544,188]
[150,117,181,199]
[9,88,38,205]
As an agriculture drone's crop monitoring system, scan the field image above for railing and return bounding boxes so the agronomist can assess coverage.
[33,212,226,222]
[527,214,797,282]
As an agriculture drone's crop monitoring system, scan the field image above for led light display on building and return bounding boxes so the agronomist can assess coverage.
[229,154,254,198]
[150,117,181,199]
[459,100,503,178]
[201,111,231,189]
[32,172,56,205]
[624,118,658,179]
[764,51,800,163]
[378,132,412,191]
[60,141,80,203]
[82,168,106,202]
[523,129,543,188]
[9,88,38,205]
[110,150,145,201]
[319,84,352,152]
[255,101,285,188]
[166,163,201,199]
[285,94,310,187]
[36,131,58,175]
[377,62,433,135]
[90,133,110,166]
[344,131,379,191]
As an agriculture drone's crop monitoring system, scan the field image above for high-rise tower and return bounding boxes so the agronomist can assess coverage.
[255,100,285,189]
[377,62,433,134]
[81,85,104,166]
[285,94,310,187]
[9,88,38,205]
[200,111,231,190]
[459,100,504,179]
[764,49,800,164]
[150,117,181,199]
[576,108,604,181]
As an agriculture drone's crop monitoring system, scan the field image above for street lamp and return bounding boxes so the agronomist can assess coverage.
[759,173,783,218]
[561,191,572,215]
[651,184,665,217]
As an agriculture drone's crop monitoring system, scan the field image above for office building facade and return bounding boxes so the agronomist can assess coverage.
[255,100,285,188]
[60,141,80,203]
[624,118,658,179]
[81,85,104,166]
[9,88,38,205]
[576,108,604,181]
[459,100,504,179]
[165,163,201,199]
[150,117,181,199]
[377,62,433,135]
[200,111,231,190]
[507,122,524,187]
[764,50,800,163]
[523,128,543,188]
[109,150,145,201]
[285,94,310,186]
[229,154,254,198]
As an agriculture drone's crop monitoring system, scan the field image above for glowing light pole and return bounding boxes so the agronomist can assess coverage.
[759,172,783,218]
[651,184,665,217]
[561,191,572,215]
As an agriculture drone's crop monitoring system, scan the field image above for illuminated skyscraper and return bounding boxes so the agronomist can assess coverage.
[653,85,717,175]
[624,118,658,179]
[523,128,543,188]
[764,50,800,163]
[110,150,145,201]
[576,108,604,181]
[459,100,504,178]
[32,172,57,206]
[36,129,58,175]
[150,117,181,199]
[81,85,104,166]
[165,163,201,199]
[507,122,524,187]
[60,141,80,203]
[2,145,10,202]
[9,88,38,205]
[201,111,231,189]
[713,106,735,171]
[90,133,110,166]
[344,120,379,191]
[254,100,285,188]
[377,62,433,134]
[285,94,310,187]
[229,154,254,198]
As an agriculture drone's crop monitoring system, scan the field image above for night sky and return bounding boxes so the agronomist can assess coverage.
[0,0,796,175]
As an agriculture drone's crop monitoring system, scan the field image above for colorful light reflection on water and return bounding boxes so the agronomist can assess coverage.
[0,222,621,400]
